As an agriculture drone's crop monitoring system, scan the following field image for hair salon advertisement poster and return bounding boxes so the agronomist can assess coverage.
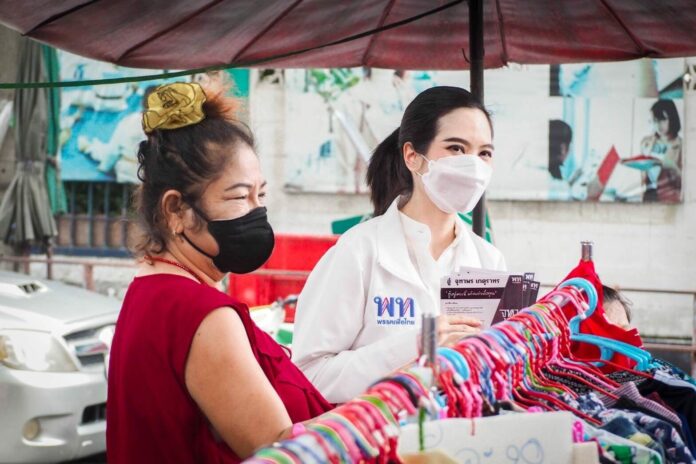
[283,60,685,203]
[56,50,249,184]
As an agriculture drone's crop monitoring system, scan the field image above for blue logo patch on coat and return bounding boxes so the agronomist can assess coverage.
[374,296,416,326]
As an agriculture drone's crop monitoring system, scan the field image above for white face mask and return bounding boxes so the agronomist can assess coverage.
[417,154,492,214]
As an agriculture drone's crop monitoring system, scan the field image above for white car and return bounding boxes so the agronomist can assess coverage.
[0,270,120,463]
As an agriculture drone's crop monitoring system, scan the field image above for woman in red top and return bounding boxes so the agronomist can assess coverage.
[107,80,332,463]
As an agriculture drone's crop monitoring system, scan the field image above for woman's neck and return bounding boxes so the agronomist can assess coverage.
[400,192,457,260]
[141,247,221,288]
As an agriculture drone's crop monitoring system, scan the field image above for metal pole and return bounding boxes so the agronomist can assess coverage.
[420,314,438,366]
[469,0,486,237]
[692,294,696,377]
[581,241,594,262]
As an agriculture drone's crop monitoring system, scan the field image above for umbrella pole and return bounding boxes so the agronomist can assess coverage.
[469,0,486,238]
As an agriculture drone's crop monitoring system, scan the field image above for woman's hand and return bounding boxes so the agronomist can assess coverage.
[437,315,482,347]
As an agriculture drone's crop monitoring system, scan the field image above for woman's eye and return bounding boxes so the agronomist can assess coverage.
[448,145,465,153]
[479,151,493,159]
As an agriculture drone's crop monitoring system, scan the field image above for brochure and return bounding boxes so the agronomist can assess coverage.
[440,267,536,328]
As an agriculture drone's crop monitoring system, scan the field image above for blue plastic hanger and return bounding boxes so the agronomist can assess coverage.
[437,347,470,381]
[559,278,654,370]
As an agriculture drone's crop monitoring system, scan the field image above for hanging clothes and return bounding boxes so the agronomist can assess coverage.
[244,275,696,464]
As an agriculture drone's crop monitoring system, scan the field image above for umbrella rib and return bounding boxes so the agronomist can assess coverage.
[242,0,466,66]
[597,0,648,55]
[2,0,464,87]
[361,0,398,66]
[25,0,99,35]
[494,0,509,65]
[229,0,305,63]
[116,0,227,63]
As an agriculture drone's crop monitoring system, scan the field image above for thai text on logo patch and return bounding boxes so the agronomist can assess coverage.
[374,296,416,326]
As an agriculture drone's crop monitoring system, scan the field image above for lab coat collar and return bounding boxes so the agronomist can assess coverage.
[376,197,428,291]
[377,197,484,289]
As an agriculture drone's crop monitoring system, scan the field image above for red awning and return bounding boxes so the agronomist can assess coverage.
[1,0,695,70]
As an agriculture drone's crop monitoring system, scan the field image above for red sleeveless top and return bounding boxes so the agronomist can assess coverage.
[107,274,333,463]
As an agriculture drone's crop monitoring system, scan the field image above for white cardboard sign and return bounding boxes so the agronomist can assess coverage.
[399,412,574,464]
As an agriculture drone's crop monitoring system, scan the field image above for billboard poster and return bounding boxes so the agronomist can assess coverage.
[283,58,684,203]
[58,50,249,183]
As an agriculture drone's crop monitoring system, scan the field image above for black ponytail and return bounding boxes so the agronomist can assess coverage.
[367,128,413,216]
[366,86,492,216]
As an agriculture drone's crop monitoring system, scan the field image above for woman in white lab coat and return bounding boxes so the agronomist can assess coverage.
[292,86,507,403]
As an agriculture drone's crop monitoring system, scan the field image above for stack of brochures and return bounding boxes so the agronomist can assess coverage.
[440,268,540,329]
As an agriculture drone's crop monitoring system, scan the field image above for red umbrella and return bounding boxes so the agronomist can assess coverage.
[1,0,694,70]
[1,0,695,235]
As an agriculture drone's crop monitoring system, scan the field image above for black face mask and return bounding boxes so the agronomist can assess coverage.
[182,206,275,274]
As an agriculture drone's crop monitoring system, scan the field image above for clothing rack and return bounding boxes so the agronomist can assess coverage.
[244,245,696,464]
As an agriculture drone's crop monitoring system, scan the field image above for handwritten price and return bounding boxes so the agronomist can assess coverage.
[454,439,545,464]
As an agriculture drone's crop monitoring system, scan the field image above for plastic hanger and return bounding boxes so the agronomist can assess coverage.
[508,317,579,397]
[437,347,470,380]
[464,337,511,401]
[333,409,380,455]
[455,344,491,416]
[254,445,302,464]
[528,307,621,398]
[545,278,640,365]
[355,396,401,463]
[282,439,325,464]
[474,332,518,401]
[491,323,533,388]
[482,318,601,424]
[344,401,388,453]
[436,368,463,418]
[311,423,355,463]
[523,298,621,393]
[295,434,340,464]
[559,278,655,370]
[436,354,476,418]
[369,382,417,417]
[531,293,627,397]
[320,416,372,461]
[302,428,343,464]
[511,319,579,396]
[397,370,445,411]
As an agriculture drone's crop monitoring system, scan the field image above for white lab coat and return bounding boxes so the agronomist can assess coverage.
[292,197,506,403]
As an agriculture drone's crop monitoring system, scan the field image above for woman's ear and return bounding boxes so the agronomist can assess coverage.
[160,189,186,234]
[403,142,425,174]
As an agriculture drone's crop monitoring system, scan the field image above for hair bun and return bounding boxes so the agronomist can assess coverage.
[142,82,207,134]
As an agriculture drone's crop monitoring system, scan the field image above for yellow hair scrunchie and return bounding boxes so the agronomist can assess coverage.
[142,82,207,134]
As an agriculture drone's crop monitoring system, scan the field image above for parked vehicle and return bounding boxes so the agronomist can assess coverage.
[0,270,119,463]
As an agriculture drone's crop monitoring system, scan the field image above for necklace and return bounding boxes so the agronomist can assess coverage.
[145,255,207,285]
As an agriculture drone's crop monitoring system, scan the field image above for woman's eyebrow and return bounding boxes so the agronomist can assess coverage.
[443,137,494,150]
[225,182,253,191]
[225,180,268,191]
[443,137,469,145]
